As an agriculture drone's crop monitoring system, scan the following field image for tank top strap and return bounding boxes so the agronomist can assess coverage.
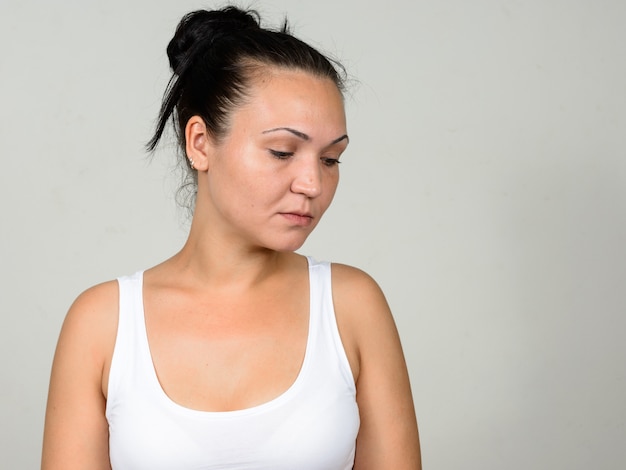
[305,257,356,391]
[107,271,145,405]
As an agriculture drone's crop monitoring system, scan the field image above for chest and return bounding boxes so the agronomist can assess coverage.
[108,380,359,470]
[143,283,310,412]
[106,267,360,469]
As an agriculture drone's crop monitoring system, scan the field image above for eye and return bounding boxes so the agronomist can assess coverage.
[269,149,294,160]
[321,157,341,167]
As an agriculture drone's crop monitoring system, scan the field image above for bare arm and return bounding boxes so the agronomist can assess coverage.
[42,282,118,470]
[332,264,421,470]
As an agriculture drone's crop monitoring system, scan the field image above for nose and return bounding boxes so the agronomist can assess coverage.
[291,158,322,198]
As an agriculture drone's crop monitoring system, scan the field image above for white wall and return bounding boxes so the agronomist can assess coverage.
[1,0,624,468]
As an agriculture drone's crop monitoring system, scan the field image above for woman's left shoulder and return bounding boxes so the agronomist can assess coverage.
[330,263,421,468]
[330,262,390,315]
[329,263,398,380]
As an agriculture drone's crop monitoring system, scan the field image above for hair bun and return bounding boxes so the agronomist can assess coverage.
[167,7,260,73]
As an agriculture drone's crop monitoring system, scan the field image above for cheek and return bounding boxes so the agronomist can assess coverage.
[213,150,261,198]
[320,174,340,210]
[228,169,284,214]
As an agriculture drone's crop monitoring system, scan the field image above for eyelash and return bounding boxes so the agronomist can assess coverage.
[269,149,293,159]
[269,149,341,167]
[322,158,341,167]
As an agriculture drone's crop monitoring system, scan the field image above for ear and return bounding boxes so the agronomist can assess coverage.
[184,116,213,172]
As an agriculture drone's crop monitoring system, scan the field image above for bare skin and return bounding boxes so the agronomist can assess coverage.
[42,69,421,469]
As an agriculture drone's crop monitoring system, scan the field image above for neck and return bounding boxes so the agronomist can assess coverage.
[163,207,298,291]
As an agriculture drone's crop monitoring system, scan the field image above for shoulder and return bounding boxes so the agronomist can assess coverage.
[56,280,120,375]
[330,262,383,290]
[329,263,395,380]
[330,263,421,467]
[63,280,119,334]
[43,280,119,468]
[330,262,391,321]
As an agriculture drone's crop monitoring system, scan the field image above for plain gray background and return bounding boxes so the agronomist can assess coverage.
[1,0,625,468]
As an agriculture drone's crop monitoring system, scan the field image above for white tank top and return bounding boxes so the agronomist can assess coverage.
[106,258,360,469]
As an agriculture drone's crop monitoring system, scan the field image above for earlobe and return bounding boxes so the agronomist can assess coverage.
[185,116,212,172]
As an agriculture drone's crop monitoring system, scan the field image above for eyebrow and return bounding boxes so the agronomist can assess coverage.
[262,127,349,145]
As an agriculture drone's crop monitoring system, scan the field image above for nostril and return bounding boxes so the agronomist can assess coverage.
[291,178,321,197]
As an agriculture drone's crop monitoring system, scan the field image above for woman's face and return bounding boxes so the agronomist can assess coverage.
[199,68,348,252]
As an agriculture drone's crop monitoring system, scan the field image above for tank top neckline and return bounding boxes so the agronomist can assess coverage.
[134,256,319,419]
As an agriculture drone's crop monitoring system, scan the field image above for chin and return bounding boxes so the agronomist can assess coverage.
[265,234,310,253]
[273,241,307,253]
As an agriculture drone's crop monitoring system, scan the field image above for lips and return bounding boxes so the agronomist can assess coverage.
[280,212,314,227]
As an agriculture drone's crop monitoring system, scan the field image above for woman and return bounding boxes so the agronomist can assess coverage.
[42,6,421,469]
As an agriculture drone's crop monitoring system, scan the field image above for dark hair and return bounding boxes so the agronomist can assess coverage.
[147,6,345,208]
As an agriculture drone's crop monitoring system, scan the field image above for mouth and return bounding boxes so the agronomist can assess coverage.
[280,212,314,227]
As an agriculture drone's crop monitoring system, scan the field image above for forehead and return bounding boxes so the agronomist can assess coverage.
[231,67,346,136]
